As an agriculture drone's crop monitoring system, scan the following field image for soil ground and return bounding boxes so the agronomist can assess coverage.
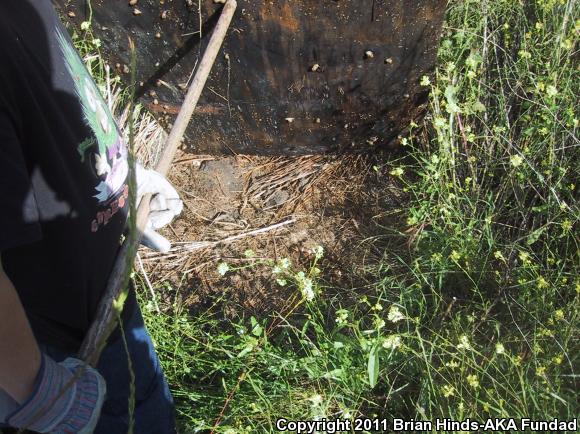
[139,151,407,317]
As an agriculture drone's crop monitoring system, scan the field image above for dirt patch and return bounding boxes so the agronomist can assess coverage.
[140,151,406,318]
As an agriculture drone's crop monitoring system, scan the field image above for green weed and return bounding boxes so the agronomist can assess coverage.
[69,0,578,431]
[139,0,578,432]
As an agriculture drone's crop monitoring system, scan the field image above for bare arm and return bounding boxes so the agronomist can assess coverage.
[0,255,41,403]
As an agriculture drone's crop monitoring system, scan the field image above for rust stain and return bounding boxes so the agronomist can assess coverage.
[279,2,300,33]
[259,1,299,33]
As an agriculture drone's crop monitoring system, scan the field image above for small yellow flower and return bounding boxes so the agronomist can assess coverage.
[495,343,506,355]
[441,385,455,397]
[536,366,547,377]
[467,374,479,389]
[538,327,554,338]
[420,75,431,86]
[559,38,572,49]
[390,167,405,177]
[335,309,349,325]
[494,251,505,261]
[450,250,461,262]
[518,50,532,59]
[510,154,524,168]
[518,251,531,264]
[457,335,472,351]
[554,309,565,321]
[552,355,563,365]
[407,215,419,226]
[537,276,549,289]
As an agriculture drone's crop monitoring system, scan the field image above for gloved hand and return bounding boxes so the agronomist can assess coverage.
[136,163,183,253]
[5,354,106,434]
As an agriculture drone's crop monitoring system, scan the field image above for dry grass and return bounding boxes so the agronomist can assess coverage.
[135,149,393,314]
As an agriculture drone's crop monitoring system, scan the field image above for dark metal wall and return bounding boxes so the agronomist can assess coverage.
[54,0,446,155]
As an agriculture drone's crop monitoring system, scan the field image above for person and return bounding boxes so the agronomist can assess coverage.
[0,1,182,432]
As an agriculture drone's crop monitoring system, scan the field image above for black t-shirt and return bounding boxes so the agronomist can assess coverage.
[0,0,134,350]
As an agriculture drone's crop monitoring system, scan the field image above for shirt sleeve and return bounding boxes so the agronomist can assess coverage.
[0,106,42,251]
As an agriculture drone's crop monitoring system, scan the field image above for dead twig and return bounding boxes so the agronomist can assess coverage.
[144,218,295,257]
[136,253,160,313]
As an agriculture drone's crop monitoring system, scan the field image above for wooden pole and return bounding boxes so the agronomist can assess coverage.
[79,0,237,365]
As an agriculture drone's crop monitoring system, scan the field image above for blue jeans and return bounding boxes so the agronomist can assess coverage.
[42,306,176,434]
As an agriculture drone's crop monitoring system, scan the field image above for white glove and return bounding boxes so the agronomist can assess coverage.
[136,163,183,252]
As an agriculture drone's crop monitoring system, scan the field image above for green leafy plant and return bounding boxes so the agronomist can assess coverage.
[70,0,579,431]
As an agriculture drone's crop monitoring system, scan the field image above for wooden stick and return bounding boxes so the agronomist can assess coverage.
[79,0,237,365]
[155,1,237,175]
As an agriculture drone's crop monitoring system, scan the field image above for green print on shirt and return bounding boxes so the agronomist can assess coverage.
[56,27,128,204]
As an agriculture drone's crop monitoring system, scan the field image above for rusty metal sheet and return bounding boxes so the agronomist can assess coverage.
[55,0,445,155]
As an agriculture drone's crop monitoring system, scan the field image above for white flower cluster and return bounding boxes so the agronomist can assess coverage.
[217,262,230,276]
[387,305,406,323]
[312,245,324,260]
[296,271,315,301]
[383,334,402,350]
